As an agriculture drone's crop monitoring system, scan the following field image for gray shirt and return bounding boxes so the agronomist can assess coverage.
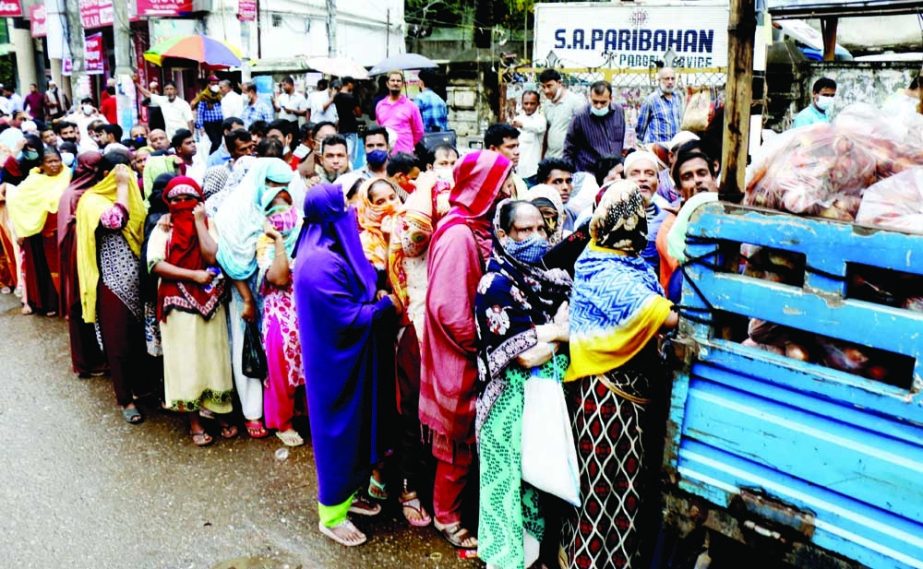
[543,89,585,159]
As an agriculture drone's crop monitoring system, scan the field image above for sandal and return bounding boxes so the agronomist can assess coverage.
[318,520,367,547]
[368,475,388,501]
[275,428,304,447]
[347,495,382,517]
[121,406,144,425]
[399,491,432,527]
[190,430,214,447]
[245,420,269,439]
[219,423,238,439]
[433,519,478,549]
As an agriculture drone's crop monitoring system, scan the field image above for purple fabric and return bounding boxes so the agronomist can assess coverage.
[293,182,394,506]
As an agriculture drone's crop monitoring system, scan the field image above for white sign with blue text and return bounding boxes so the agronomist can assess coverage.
[533,2,729,69]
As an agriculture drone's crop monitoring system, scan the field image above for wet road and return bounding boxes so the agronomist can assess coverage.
[0,293,476,569]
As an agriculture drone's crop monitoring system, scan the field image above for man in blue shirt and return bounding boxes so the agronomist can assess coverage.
[414,69,448,132]
[636,67,683,144]
[241,83,274,128]
[207,116,245,167]
[792,77,837,129]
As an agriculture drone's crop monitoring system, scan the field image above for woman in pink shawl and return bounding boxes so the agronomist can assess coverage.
[420,150,514,549]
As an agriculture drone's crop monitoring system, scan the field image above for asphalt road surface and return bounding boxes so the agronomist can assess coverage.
[0,292,477,569]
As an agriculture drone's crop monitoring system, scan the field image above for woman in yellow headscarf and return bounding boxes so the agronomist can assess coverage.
[75,157,150,424]
[5,146,72,315]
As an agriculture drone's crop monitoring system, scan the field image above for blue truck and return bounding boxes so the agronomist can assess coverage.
[659,201,923,568]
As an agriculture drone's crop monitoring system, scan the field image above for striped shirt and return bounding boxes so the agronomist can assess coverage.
[636,89,683,144]
[562,104,626,173]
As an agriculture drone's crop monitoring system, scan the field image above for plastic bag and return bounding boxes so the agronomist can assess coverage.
[242,321,267,379]
[856,167,923,234]
[521,372,580,507]
[681,86,712,132]
[745,105,923,220]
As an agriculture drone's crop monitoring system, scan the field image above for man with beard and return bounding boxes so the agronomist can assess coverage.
[44,80,70,120]
[376,71,424,154]
[54,121,80,146]
[623,150,671,272]
[318,134,349,183]
[636,66,683,144]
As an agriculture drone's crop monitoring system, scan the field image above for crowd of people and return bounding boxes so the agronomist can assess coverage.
[0,66,723,568]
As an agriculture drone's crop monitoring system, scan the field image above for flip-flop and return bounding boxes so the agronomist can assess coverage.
[121,406,144,425]
[219,423,238,439]
[190,430,214,447]
[318,520,367,547]
[368,475,388,501]
[399,492,432,527]
[245,420,270,439]
[348,496,382,517]
[275,429,304,447]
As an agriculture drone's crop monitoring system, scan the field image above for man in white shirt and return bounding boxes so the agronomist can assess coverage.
[539,69,585,159]
[3,85,23,113]
[219,80,244,120]
[135,80,193,139]
[307,79,338,124]
[510,90,546,180]
[274,76,308,125]
[65,98,108,153]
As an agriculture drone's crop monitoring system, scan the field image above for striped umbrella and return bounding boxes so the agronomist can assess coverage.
[144,35,242,68]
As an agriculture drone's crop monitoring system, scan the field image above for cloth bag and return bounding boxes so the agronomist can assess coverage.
[681,86,712,132]
[242,321,267,379]
[521,365,581,507]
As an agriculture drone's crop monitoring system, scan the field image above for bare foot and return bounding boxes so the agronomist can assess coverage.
[21,305,32,315]
[318,519,367,547]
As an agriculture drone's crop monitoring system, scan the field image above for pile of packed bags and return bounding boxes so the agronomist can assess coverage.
[737,104,922,384]
[745,104,923,227]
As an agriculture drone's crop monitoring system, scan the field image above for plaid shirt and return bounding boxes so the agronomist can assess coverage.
[414,88,448,132]
[242,99,274,128]
[195,101,224,129]
[635,89,683,144]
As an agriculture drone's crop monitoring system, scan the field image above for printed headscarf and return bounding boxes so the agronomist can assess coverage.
[356,177,400,270]
[590,180,648,255]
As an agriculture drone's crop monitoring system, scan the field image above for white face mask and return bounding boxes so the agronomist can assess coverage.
[82,104,94,116]
[210,85,220,93]
[433,167,454,182]
[816,95,835,111]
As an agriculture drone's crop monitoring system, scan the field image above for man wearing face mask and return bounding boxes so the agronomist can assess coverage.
[539,69,584,159]
[55,121,80,146]
[563,81,626,174]
[386,152,421,199]
[636,66,684,144]
[792,77,837,129]
[241,83,274,129]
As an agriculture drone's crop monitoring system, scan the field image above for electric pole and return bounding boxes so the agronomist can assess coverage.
[112,0,137,129]
[62,0,86,106]
[326,0,337,56]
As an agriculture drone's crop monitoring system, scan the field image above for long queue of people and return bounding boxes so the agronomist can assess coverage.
[0,68,725,569]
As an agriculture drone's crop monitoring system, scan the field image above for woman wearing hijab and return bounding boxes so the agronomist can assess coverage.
[475,200,572,569]
[75,159,151,423]
[561,181,678,569]
[420,150,515,549]
[147,176,236,445]
[6,146,72,315]
[256,181,305,447]
[356,177,401,273]
[2,134,45,186]
[58,151,107,377]
[294,183,400,547]
[525,184,566,245]
[215,157,294,439]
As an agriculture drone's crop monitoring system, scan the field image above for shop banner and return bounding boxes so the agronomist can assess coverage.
[238,0,257,21]
[80,0,114,29]
[0,0,21,18]
[85,33,106,75]
[30,4,46,38]
[137,0,193,17]
[533,2,729,69]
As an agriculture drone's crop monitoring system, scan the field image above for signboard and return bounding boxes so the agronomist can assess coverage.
[80,0,114,29]
[30,3,46,38]
[533,2,729,69]
[0,0,21,18]
[85,32,106,75]
[238,0,257,21]
[136,0,193,17]
[62,57,73,76]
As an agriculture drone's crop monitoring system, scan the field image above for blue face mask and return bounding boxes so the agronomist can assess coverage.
[504,234,551,265]
[22,149,39,161]
[590,105,610,117]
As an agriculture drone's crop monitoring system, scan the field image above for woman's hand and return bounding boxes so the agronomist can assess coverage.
[193,203,207,224]
[114,164,132,186]
[387,294,404,316]
[241,299,257,323]
[191,269,215,286]
[156,213,172,230]
[264,220,282,241]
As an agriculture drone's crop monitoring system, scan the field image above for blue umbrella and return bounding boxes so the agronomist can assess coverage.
[369,53,438,75]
